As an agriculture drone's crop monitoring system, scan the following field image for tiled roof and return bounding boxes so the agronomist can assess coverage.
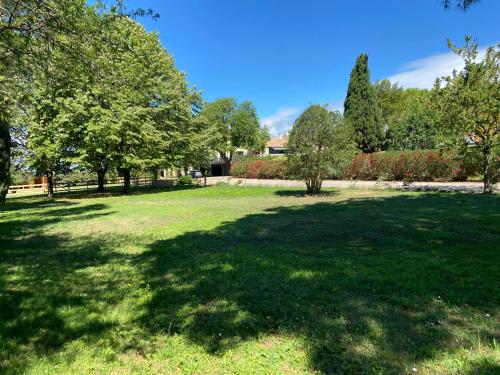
[266,136,288,148]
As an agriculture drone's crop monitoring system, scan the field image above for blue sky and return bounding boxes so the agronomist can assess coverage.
[127,0,499,135]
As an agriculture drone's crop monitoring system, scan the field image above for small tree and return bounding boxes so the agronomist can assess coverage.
[432,37,499,194]
[344,53,383,153]
[288,105,356,194]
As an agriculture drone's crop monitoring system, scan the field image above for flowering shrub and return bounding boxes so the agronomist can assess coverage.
[345,150,474,182]
[232,151,480,182]
[231,157,288,179]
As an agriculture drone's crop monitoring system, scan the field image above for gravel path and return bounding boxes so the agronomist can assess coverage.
[205,177,497,194]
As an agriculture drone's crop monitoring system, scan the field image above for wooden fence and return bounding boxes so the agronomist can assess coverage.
[7,177,153,196]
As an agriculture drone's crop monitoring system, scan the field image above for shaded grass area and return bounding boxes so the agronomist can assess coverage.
[0,186,499,374]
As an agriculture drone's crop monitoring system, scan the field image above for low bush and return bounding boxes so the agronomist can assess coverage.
[178,175,193,185]
[345,150,478,182]
[231,157,287,179]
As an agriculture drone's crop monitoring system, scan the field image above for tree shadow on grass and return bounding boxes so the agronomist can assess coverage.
[465,360,500,375]
[43,184,201,201]
[0,202,128,374]
[274,189,339,197]
[2,185,202,208]
[138,193,500,374]
[0,198,79,213]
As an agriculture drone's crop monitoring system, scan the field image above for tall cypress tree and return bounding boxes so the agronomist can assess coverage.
[344,53,383,153]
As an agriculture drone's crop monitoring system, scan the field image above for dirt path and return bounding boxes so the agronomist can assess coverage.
[205,177,497,194]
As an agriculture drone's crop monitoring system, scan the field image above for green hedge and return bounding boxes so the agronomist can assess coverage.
[231,151,481,182]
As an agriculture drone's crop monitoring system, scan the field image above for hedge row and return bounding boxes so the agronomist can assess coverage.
[231,157,288,179]
[231,150,479,182]
[345,151,471,182]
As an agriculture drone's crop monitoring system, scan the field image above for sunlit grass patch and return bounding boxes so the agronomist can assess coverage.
[1,186,499,374]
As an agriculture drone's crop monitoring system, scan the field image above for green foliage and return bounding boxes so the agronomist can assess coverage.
[178,175,193,185]
[288,105,356,194]
[9,167,33,186]
[4,3,202,196]
[374,80,438,150]
[0,0,93,202]
[1,1,202,197]
[432,37,500,193]
[201,98,264,170]
[27,78,76,196]
[386,112,438,151]
[344,54,383,153]
[256,126,271,153]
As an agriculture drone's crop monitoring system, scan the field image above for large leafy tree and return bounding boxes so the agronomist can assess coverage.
[288,105,356,194]
[34,13,199,194]
[26,46,84,198]
[27,97,71,198]
[85,17,198,193]
[375,80,437,150]
[0,0,155,201]
[0,0,92,201]
[432,37,499,193]
[386,111,438,151]
[202,98,263,173]
[344,53,383,153]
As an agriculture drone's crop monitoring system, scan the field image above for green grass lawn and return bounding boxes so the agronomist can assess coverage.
[1,186,499,374]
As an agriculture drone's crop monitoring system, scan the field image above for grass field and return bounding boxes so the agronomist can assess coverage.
[1,185,499,374]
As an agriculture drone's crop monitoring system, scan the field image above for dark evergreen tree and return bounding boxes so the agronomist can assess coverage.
[344,53,383,153]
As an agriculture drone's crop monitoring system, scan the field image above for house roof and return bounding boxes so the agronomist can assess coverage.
[266,136,288,148]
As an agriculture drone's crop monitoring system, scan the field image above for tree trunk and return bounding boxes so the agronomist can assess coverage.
[306,177,322,195]
[482,148,492,194]
[0,119,11,205]
[122,168,131,194]
[46,169,54,199]
[97,168,107,193]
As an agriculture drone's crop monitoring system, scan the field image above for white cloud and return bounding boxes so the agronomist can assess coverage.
[261,107,301,136]
[327,99,344,113]
[387,47,488,89]
[262,102,345,136]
